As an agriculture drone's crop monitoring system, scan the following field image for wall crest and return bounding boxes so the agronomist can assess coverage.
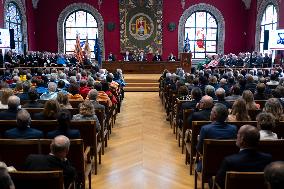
[57,3,105,60]
[32,0,40,9]
[255,0,280,51]
[178,3,225,55]
[4,0,28,51]
[242,0,251,9]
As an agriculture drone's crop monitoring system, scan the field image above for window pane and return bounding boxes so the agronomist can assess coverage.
[66,13,76,27]
[87,13,97,27]
[196,12,206,27]
[75,11,87,27]
[185,14,195,27]
[66,40,76,52]
[207,13,217,28]
[206,41,217,52]
[185,28,195,40]
[206,29,217,40]
[195,53,205,59]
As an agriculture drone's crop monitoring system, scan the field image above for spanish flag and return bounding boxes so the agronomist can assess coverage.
[74,33,83,64]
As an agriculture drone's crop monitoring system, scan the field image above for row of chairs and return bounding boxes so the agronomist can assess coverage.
[0,89,124,188]
[159,82,283,189]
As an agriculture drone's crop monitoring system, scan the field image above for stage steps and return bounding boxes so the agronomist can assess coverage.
[124,74,160,92]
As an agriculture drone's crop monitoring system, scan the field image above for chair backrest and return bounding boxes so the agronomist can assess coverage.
[225,172,266,189]
[10,170,64,189]
[23,108,79,116]
[183,109,194,130]
[248,109,262,121]
[175,99,191,127]
[273,121,284,139]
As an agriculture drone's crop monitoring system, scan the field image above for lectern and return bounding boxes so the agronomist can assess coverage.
[180,52,192,73]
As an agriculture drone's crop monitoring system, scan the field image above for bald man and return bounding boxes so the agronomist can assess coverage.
[0,96,20,120]
[25,135,76,188]
[187,95,214,127]
[264,161,284,189]
[215,125,272,189]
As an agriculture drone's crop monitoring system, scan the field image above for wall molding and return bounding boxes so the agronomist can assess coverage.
[4,0,28,52]
[255,0,280,51]
[178,3,225,55]
[57,3,105,59]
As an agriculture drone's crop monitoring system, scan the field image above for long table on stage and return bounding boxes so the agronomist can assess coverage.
[102,61,187,74]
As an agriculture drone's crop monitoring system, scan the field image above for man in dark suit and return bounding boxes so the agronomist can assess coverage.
[188,95,214,126]
[137,51,147,62]
[123,51,133,61]
[182,87,202,110]
[215,88,231,108]
[264,161,284,189]
[152,51,162,62]
[196,103,237,154]
[17,81,30,101]
[47,110,80,139]
[0,95,20,120]
[107,52,116,61]
[4,109,43,139]
[25,135,76,189]
[168,53,176,61]
[215,125,272,189]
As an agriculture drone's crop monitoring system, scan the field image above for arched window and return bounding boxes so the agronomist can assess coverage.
[5,2,23,53]
[185,11,218,59]
[64,10,98,57]
[259,4,278,52]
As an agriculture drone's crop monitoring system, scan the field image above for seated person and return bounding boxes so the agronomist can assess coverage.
[72,100,101,132]
[17,81,30,101]
[67,83,84,101]
[79,80,90,100]
[0,88,14,109]
[0,162,15,189]
[152,51,162,62]
[101,81,117,105]
[254,83,269,100]
[47,109,80,139]
[56,92,72,109]
[33,100,60,120]
[0,96,21,120]
[25,135,76,189]
[87,89,105,111]
[40,82,58,100]
[137,51,147,61]
[22,88,44,108]
[227,98,251,121]
[215,125,272,189]
[256,112,278,140]
[264,161,284,189]
[215,88,231,108]
[94,82,112,107]
[168,53,176,61]
[107,52,116,61]
[123,51,133,61]
[4,109,43,139]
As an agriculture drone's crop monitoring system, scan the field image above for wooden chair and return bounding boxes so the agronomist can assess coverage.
[10,171,64,189]
[224,172,266,189]
[178,108,193,154]
[95,109,108,155]
[174,99,191,137]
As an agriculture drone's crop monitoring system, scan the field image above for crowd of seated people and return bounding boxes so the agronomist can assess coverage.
[197,51,273,69]
[160,65,284,189]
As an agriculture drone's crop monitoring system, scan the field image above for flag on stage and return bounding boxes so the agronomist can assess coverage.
[74,33,84,64]
[84,35,91,57]
[183,33,190,52]
[94,34,102,67]
[80,41,86,47]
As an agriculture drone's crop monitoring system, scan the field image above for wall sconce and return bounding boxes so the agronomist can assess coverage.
[168,22,176,32]
[107,22,115,32]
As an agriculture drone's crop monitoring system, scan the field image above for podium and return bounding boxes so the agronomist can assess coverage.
[180,52,192,73]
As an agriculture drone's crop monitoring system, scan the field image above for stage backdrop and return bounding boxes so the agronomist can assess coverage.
[119,0,163,54]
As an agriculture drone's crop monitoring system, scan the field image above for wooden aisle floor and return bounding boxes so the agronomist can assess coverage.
[92,92,194,189]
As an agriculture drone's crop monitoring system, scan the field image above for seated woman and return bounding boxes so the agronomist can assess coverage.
[242,90,260,110]
[263,98,284,122]
[47,109,80,139]
[72,100,100,132]
[57,92,72,109]
[0,88,14,109]
[101,81,117,105]
[256,112,278,140]
[67,83,84,101]
[177,85,190,100]
[33,100,60,120]
[227,98,251,121]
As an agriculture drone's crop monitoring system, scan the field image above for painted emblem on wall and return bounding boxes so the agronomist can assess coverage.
[120,0,163,54]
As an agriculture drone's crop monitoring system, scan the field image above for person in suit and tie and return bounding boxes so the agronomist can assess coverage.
[215,125,272,189]
[168,53,176,61]
[123,51,133,62]
[25,135,77,189]
[152,51,162,62]
[137,51,147,62]
[107,52,116,62]
[4,109,43,139]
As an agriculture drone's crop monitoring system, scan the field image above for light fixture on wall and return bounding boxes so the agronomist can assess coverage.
[107,22,115,32]
[168,22,176,32]
[181,0,185,9]
[98,0,103,9]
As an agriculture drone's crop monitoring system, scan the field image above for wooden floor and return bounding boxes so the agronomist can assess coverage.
[92,92,194,189]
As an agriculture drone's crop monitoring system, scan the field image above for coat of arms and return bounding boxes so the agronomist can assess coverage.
[129,13,154,40]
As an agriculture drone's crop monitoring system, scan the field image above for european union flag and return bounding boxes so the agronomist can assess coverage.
[80,41,86,47]
[183,33,190,52]
[94,34,102,68]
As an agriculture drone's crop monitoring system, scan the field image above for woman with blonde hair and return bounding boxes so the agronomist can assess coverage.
[263,98,284,121]
[227,98,251,121]
[56,92,72,109]
[242,90,260,110]
[72,100,100,132]
[0,88,14,109]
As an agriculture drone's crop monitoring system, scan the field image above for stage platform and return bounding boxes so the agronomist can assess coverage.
[124,74,160,92]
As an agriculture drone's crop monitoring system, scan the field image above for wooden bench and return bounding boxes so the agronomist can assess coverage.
[0,139,91,189]
[194,139,284,189]
[224,172,266,189]
[0,120,102,175]
[175,99,191,138]
[10,170,64,189]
